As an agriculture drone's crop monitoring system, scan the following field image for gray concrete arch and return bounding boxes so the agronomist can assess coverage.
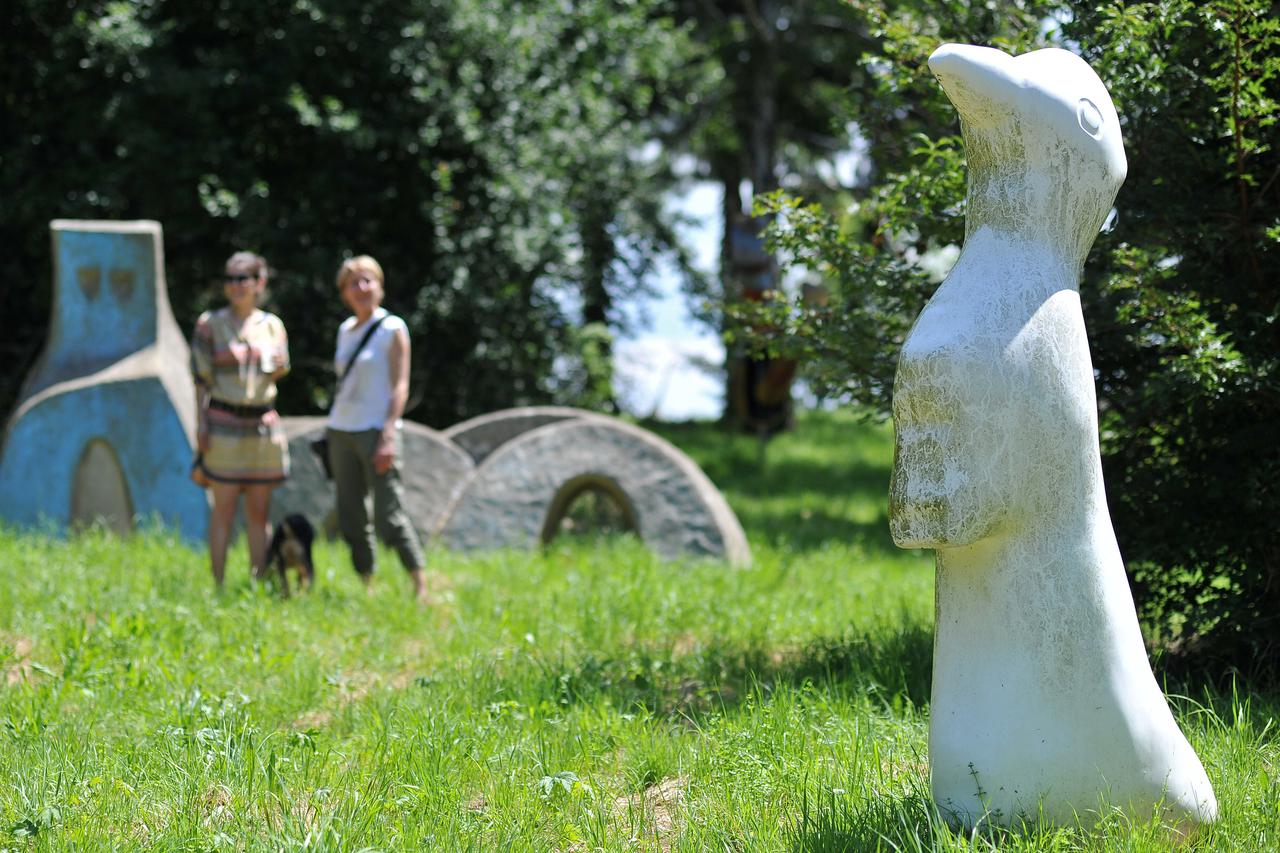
[274,417,474,540]
[438,416,750,566]
[442,406,602,464]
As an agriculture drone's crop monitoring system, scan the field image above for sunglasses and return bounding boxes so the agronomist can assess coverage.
[224,274,259,284]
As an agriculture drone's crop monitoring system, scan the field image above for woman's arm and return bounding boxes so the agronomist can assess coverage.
[373,327,411,474]
[269,320,291,383]
[196,384,211,452]
[191,314,214,451]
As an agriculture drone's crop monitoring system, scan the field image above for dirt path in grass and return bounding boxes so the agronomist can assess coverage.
[2,635,35,686]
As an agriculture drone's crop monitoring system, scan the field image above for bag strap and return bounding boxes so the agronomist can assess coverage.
[335,314,387,395]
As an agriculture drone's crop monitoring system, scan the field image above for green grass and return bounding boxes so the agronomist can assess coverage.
[0,410,1275,850]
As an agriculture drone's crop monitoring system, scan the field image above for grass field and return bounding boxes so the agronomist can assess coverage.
[0,410,1276,850]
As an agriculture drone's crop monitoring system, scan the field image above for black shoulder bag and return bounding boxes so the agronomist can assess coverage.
[310,315,387,479]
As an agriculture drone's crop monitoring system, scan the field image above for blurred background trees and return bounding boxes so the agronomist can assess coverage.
[2,0,715,424]
[2,0,880,427]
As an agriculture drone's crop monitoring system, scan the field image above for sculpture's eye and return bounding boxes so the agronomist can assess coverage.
[1077,98,1103,139]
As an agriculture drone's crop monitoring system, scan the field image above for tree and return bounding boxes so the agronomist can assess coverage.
[669,0,1061,428]
[1,0,146,418]
[726,0,1057,410]
[672,0,883,427]
[1063,0,1280,675]
[0,0,709,427]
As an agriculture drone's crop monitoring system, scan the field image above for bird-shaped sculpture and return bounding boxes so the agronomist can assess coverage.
[889,43,1217,829]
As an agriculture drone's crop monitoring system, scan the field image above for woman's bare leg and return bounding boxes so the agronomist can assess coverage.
[409,568,428,604]
[244,484,274,581]
[209,482,242,588]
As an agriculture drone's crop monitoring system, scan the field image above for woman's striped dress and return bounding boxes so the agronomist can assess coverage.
[190,308,291,485]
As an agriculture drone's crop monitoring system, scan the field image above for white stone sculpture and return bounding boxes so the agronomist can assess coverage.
[888,44,1217,828]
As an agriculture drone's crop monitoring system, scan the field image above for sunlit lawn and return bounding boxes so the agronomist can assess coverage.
[0,410,1275,850]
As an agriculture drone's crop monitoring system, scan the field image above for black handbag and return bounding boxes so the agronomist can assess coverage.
[311,315,387,479]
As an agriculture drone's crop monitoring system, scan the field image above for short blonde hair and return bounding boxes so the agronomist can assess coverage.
[225,251,268,278]
[336,255,385,291]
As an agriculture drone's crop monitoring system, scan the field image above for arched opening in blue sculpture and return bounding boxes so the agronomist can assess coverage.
[71,437,134,535]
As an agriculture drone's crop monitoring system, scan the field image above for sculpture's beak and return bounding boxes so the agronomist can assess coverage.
[928,43,1019,125]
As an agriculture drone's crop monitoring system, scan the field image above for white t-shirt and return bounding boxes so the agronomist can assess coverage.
[327,308,409,432]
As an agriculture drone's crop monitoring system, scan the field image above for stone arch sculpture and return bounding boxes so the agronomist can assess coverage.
[275,407,747,567]
[437,415,751,566]
[271,416,474,538]
[442,406,601,464]
[889,44,1215,828]
[0,220,207,540]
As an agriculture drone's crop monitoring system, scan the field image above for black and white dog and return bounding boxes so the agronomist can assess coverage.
[266,514,315,596]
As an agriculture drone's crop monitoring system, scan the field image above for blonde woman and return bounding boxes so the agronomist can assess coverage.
[190,252,290,587]
[326,255,428,602]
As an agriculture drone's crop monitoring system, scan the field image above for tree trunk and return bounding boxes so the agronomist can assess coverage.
[720,2,781,425]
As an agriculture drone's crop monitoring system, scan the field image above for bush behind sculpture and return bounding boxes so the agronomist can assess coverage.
[744,0,1280,678]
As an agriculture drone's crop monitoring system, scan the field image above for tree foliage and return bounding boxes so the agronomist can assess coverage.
[1,0,710,426]
[751,0,1280,676]
[1065,0,1280,674]
[728,0,1057,410]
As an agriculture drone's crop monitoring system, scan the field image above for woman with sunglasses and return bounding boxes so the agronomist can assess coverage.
[190,251,291,588]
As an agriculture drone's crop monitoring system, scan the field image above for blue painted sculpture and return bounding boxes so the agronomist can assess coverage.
[0,220,207,539]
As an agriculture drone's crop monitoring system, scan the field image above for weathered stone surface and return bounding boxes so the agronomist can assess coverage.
[889,44,1215,828]
[442,406,601,464]
[273,417,474,540]
[0,220,207,540]
[271,417,335,534]
[438,417,750,566]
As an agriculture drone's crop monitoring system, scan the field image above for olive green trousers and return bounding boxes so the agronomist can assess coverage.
[326,427,425,576]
